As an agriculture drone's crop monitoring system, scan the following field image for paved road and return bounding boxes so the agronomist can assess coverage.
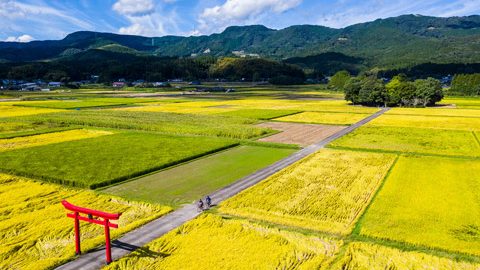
[56,107,389,270]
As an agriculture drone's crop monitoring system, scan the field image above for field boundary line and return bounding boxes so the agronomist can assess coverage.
[348,233,480,264]
[327,145,480,160]
[386,112,480,119]
[55,107,390,270]
[351,155,400,236]
[473,131,480,147]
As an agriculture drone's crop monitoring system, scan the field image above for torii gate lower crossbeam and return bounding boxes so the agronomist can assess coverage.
[62,200,121,264]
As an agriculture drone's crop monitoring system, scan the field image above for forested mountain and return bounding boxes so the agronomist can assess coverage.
[2,14,480,76]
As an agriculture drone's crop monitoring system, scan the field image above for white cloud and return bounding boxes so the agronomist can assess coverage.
[0,0,91,29]
[5,34,34,42]
[113,0,181,36]
[113,0,155,16]
[198,0,302,34]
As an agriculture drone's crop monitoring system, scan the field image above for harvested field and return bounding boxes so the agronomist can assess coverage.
[257,122,346,146]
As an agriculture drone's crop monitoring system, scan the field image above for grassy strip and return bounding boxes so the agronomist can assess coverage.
[102,145,295,207]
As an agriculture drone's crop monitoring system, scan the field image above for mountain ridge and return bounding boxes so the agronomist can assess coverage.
[1,14,480,71]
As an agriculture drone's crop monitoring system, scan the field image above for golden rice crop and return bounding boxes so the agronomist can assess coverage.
[0,129,113,152]
[333,242,480,270]
[104,214,342,270]
[369,114,480,131]
[330,126,480,157]
[276,112,370,125]
[225,99,378,113]
[440,97,480,109]
[0,173,171,270]
[0,105,63,118]
[358,155,480,256]
[387,107,480,118]
[219,149,396,234]
[116,104,238,114]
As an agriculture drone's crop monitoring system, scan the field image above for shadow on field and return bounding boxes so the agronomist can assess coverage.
[87,240,169,259]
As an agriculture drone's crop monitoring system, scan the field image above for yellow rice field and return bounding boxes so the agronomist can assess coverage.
[334,242,480,270]
[387,107,480,118]
[225,99,379,113]
[104,214,342,270]
[0,173,172,270]
[275,111,369,125]
[116,104,237,114]
[0,129,113,152]
[0,105,63,118]
[358,155,480,256]
[219,149,396,234]
[369,114,480,131]
[117,99,379,116]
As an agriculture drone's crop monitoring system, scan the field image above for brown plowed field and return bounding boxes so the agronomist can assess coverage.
[257,122,346,147]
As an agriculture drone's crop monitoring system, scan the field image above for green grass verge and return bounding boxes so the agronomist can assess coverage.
[0,132,237,188]
[101,145,295,207]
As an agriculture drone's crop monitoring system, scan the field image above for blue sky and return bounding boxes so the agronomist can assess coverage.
[1,0,480,42]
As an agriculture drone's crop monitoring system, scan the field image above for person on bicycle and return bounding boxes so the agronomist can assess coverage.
[205,195,212,208]
[197,199,204,211]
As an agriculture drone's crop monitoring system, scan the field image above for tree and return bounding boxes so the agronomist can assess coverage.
[397,81,417,106]
[358,76,387,106]
[414,77,443,106]
[451,73,480,96]
[385,74,407,106]
[344,77,363,105]
[328,70,351,91]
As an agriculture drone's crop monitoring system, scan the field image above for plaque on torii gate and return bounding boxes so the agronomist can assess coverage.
[61,200,122,264]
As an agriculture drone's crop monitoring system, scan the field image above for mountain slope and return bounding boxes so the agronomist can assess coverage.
[1,14,480,70]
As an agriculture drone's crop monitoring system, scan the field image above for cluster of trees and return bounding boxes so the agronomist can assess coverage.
[209,57,305,84]
[341,72,443,107]
[450,73,480,96]
[327,70,351,90]
[0,50,305,85]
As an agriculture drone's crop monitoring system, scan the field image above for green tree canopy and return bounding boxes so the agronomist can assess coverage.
[328,70,351,91]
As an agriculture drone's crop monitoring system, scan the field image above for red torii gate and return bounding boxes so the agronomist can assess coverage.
[62,200,122,264]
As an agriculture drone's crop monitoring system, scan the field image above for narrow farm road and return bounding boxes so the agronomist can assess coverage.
[56,107,390,270]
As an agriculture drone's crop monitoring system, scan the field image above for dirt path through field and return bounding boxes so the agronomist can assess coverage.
[56,108,389,270]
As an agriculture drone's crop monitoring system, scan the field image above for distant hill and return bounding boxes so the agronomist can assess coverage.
[1,14,480,73]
